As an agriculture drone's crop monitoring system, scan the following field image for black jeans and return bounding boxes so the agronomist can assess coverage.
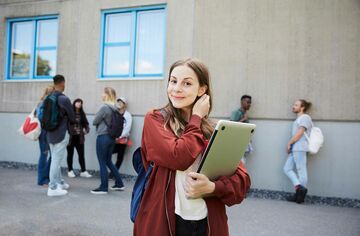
[67,135,86,172]
[176,215,207,236]
[112,143,127,169]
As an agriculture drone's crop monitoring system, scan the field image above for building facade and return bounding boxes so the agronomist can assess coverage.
[1,0,359,199]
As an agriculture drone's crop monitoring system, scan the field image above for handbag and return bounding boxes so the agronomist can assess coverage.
[117,137,133,146]
[18,109,41,141]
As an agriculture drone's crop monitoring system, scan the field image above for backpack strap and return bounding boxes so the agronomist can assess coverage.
[55,93,65,119]
[103,104,116,128]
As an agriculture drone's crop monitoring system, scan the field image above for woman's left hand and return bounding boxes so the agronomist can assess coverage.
[184,172,215,199]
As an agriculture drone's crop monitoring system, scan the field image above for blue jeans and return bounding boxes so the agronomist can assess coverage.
[283,151,308,187]
[49,134,69,190]
[96,134,124,191]
[37,130,51,185]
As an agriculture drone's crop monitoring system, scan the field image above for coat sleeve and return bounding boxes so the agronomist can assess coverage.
[120,112,132,138]
[211,162,251,206]
[141,111,206,171]
[60,96,76,124]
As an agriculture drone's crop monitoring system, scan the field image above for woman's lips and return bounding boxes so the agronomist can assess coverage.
[172,95,185,99]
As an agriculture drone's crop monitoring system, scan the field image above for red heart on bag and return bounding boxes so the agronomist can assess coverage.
[22,117,39,134]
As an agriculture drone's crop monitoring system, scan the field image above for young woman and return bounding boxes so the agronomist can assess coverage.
[283,99,313,204]
[134,58,251,236]
[67,98,92,178]
[91,87,125,194]
[110,97,133,178]
[36,85,54,186]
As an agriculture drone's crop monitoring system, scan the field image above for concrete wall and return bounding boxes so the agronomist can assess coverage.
[0,0,195,114]
[1,0,359,118]
[193,0,360,120]
[1,112,359,199]
[246,119,360,199]
[0,0,360,199]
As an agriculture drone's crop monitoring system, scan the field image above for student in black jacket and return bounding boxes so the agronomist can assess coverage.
[67,98,92,178]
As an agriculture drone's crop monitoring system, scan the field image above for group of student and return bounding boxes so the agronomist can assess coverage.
[34,58,314,235]
[36,75,132,196]
[230,94,313,204]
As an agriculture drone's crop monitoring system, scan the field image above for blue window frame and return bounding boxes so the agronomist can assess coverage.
[100,5,166,79]
[5,15,58,80]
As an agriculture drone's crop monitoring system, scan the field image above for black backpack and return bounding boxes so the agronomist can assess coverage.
[41,93,62,131]
[104,105,124,138]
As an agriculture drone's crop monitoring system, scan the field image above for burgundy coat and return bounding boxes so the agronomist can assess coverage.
[133,110,251,236]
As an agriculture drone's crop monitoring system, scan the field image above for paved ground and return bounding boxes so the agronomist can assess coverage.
[0,167,359,236]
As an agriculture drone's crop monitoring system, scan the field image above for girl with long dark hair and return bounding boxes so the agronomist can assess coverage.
[67,98,92,178]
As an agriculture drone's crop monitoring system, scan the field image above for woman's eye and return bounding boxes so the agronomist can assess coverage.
[184,82,192,86]
[170,79,176,84]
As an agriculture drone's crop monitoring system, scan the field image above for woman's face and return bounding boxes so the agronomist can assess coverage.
[167,65,206,112]
[117,100,125,109]
[75,101,82,109]
[102,93,107,102]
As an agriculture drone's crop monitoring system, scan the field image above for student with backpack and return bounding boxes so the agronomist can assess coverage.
[91,87,125,194]
[133,59,251,236]
[67,98,92,178]
[283,99,313,204]
[110,97,133,179]
[43,75,76,197]
[35,85,54,186]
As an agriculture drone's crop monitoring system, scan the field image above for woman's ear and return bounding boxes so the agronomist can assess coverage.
[197,85,208,97]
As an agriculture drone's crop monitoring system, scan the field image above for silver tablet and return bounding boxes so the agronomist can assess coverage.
[197,120,255,180]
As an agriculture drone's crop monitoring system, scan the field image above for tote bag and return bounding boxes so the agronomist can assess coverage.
[19,109,41,141]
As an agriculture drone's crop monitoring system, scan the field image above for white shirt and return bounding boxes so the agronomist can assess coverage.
[174,155,208,220]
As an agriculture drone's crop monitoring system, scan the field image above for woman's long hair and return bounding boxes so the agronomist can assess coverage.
[40,85,54,101]
[73,98,89,126]
[162,58,214,139]
[103,87,117,104]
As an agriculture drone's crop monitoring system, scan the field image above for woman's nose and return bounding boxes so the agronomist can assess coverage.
[173,83,182,92]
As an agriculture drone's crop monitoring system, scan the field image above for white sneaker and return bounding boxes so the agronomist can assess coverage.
[68,170,76,178]
[80,171,92,178]
[59,183,70,190]
[47,186,68,197]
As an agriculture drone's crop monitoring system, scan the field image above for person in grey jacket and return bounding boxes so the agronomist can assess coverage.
[91,87,125,194]
[47,75,76,197]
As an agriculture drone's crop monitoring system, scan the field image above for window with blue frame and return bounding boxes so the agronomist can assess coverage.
[5,16,58,80]
[100,6,166,78]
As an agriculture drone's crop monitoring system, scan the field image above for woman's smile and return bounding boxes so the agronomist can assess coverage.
[171,95,185,100]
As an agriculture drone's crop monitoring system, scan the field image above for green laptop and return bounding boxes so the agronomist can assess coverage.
[197,120,256,180]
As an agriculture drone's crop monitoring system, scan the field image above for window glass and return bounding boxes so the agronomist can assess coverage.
[7,17,58,79]
[101,7,166,78]
[11,22,33,77]
[37,20,58,47]
[135,10,165,75]
[106,13,132,43]
[36,50,57,76]
[103,46,130,76]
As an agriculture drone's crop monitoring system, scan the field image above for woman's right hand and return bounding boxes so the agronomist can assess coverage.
[192,94,210,118]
